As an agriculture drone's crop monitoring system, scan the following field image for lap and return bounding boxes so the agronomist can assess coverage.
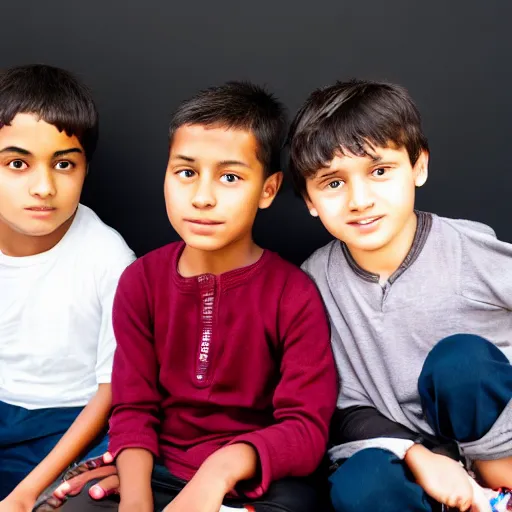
[329,448,436,512]
[0,401,83,500]
[57,465,322,512]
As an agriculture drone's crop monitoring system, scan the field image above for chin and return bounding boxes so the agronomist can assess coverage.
[14,225,59,238]
[345,234,393,253]
[182,236,229,252]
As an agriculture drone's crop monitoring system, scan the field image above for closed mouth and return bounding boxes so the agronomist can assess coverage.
[26,207,56,211]
[185,219,224,225]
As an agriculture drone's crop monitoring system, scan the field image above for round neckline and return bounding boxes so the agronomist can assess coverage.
[170,241,272,290]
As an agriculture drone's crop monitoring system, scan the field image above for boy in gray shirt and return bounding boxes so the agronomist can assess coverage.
[288,80,512,512]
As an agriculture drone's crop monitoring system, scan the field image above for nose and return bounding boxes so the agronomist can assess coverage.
[28,167,57,199]
[191,174,216,209]
[348,179,374,212]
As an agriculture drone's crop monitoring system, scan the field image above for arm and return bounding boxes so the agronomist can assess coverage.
[332,406,429,445]
[460,222,512,311]
[3,384,111,510]
[2,246,135,511]
[116,449,154,512]
[108,261,161,502]
[224,272,338,498]
[163,444,258,512]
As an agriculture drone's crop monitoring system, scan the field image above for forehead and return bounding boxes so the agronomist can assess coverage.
[170,124,260,165]
[0,113,83,153]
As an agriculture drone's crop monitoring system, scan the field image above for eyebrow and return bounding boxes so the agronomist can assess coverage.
[172,154,195,162]
[0,146,83,158]
[171,155,251,168]
[0,146,32,156]
[53,148,83,157]
[316,170,340,181]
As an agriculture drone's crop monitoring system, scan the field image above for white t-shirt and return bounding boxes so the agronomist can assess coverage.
[0,204,135,410]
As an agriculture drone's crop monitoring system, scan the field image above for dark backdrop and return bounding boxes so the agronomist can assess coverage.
[2,0,510,265]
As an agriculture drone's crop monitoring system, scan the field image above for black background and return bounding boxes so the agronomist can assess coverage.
[2,0,510,265]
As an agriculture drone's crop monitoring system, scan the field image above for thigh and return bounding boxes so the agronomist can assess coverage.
[419,334,512,442]
[0,402,81,500]
[329,448,436,512]
[55,481,120,512]
[48,465,182,512]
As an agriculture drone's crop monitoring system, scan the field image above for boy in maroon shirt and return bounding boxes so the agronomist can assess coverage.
[53,82,337,512]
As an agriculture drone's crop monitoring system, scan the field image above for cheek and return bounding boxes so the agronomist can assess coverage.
[222,188,260,216]
[316,194,345,220]
[377,180,415,208]
[56,169,85,190]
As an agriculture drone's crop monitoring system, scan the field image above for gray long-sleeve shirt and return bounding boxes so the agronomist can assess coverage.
[302,212,512,461]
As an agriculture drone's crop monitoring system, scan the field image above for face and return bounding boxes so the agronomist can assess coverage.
[164,124,282,252]
[0,113,87,247]
[305,145,428,255]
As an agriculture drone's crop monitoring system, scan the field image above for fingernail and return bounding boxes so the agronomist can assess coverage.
[90,486,106,499]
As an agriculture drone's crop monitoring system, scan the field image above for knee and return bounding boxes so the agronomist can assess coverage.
[329,448,408,512]
[419,334,502,395]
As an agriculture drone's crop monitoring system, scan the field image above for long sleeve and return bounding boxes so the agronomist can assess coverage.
[331,406,422,445]
[459,220,512,311]
[229,272,337,498]
[108,260,161,459]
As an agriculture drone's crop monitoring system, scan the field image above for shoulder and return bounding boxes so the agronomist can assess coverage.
[262,251,325,312]
[73,204,135,266]
[436,214,497,240]
[119,241,182,285]
[300,240,338,281]
[433,214,509,255]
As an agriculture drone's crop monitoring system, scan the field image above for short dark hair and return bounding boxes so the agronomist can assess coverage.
[288,79,429,195]
[0,64,99,162]
[169,81,287,177]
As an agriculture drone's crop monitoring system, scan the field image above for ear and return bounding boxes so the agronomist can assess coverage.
[304,195,319,217]
[259,171,283,209]
[414,150,429,187]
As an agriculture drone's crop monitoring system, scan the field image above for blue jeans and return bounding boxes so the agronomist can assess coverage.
[0,401,108,500]
[329,334,512,512]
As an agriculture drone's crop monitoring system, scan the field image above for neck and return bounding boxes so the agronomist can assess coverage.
[179,234,263,277]
[349,212,418,282]
[0,214,75,257]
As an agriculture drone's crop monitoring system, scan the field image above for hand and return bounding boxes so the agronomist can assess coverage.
[467,477,492,512]
[162,471,227,512]
[0,495,34,512]
[119,501,152,512]
[163,443,258,512]
[53,452,119,503]
[405,444,473,510]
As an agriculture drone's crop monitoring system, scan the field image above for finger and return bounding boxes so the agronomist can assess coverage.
[61,454,108,480]
[89,475,120,500]
[54,465,118,498]
[103,451,114,464]
[34,494,65,511]
[457,496,472,511]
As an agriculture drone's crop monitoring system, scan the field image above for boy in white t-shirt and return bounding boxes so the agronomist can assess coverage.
[0,64,135,511]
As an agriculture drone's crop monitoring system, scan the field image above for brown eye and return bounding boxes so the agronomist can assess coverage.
[177,169,195,178]
[55,161,74,170]
[220,173,240,183]
[9,159,28,170]
[372,168,386,177]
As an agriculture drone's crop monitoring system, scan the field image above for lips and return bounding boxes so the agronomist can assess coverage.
[348,215,383,226]
[184,219,223,225]
[25,206,56,211]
